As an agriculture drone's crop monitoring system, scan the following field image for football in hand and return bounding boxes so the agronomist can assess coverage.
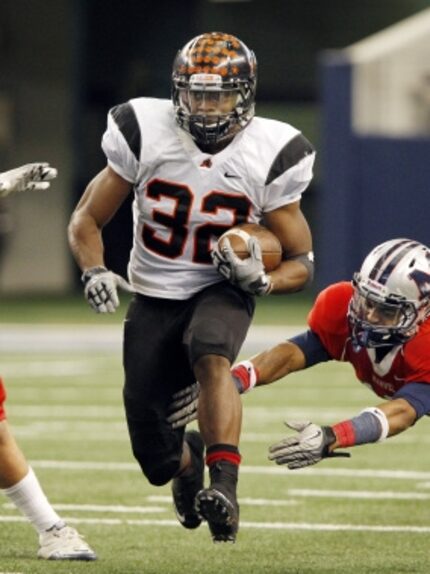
[217,223,282,272]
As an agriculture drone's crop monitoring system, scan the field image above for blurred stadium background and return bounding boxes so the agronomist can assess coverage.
[0,0,429,295]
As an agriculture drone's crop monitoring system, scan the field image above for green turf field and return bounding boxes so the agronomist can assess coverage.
[1,297,429,573]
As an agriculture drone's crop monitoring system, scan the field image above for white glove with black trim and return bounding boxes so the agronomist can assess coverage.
[166,363,251,428]
[0,163,57,197]
[211,236,272,295]
[166,382,200,429]
[268,421,350,469]
[82,266,133,313]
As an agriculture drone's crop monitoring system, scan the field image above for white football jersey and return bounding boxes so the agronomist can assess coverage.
[102,97,315,299]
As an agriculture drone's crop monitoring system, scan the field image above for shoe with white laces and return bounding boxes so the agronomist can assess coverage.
[38,523,97,561]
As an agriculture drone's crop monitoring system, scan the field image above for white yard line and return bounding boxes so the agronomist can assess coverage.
[147,495,298,507]
[2,503,166,513]
[288,488,430,500]
[0,515,429,534]
[0,324,302,354]
[28,460,430,481]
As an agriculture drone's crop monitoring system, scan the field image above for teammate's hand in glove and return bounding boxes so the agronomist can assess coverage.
[211,236,272,295]
[167,382,200,429]
[82,266,133,313]
[0,163,57,197]
[268,421,350,469]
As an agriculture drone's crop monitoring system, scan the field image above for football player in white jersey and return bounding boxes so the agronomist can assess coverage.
[68,32,316,543]
[0,163,96,560]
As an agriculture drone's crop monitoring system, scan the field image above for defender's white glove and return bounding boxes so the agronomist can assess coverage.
[81,266,133,313]
[268,421,350,469]
[211,236,272,296]
[0,163,57,197]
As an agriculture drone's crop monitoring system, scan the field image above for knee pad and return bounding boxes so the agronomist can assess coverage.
[186,317,235,365]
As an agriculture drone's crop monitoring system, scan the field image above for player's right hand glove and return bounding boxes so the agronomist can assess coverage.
[81,266,133,313]
[211,236,272,296]
[268,421,351,469]
[0,163,57,197]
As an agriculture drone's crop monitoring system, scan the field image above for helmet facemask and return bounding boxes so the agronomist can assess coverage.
[349,274,421,348]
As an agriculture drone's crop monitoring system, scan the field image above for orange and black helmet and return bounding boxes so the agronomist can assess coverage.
[172,32,257,147]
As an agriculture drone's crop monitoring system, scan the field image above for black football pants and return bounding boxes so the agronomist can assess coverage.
[122,281,255,486]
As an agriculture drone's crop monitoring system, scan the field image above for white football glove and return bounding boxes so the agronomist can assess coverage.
[0,163,57,198]
[167,382,200,429]
[268,421,350,470]
[211,236,272,296]
[166,366,250,429]
[81,266,133,313]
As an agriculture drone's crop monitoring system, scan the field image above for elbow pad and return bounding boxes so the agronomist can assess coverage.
[285,251,314,286]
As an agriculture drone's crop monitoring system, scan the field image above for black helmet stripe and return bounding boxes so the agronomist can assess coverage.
[368,239,411,281]
[376,241,420,285]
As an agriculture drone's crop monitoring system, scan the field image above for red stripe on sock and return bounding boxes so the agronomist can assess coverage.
[206,451,242,467]
[332,421,356,447]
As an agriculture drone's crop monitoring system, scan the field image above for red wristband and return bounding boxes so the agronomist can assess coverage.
[332,420,356,447]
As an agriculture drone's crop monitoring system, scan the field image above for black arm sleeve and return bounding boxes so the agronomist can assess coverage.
[289,329,331,367]
[392,382,430,419]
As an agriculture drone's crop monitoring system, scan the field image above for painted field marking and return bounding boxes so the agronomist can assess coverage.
[288,488,430,500]
[27,460,430,481]
[147,495,298,507]
[2,503,166,514]
[1,515,429,534]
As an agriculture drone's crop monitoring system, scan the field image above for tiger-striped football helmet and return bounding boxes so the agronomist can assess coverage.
[172,32,257,149]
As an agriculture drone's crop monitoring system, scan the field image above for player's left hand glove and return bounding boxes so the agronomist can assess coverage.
[268,421,351,469]
[211,236,272,296]
[167,382,200,429]
[82,266,133,313]
[0,163,57,198]
[166,363,254,429]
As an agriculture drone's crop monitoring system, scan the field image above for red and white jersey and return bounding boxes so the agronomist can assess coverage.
[307,282,430,399]
[102,97,315,299]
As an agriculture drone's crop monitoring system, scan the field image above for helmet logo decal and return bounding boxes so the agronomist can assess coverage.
[409,269,430,300]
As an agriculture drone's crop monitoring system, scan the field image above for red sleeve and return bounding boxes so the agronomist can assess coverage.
[403,319,430,384]
[307,282,352,360]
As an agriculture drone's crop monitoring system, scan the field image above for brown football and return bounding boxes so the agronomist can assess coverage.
[217,223,282,272]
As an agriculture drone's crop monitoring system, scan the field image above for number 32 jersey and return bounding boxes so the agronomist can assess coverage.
[102,97,315,299]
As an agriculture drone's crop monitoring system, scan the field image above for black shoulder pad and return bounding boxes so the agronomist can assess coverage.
[265,133,314,185]
[110,102,141,161]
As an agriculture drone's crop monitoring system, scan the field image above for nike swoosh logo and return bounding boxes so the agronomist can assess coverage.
[308,431,322,441]
[224,172,241,179]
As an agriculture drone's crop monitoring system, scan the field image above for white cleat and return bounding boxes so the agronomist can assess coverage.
[38,524,97,561]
